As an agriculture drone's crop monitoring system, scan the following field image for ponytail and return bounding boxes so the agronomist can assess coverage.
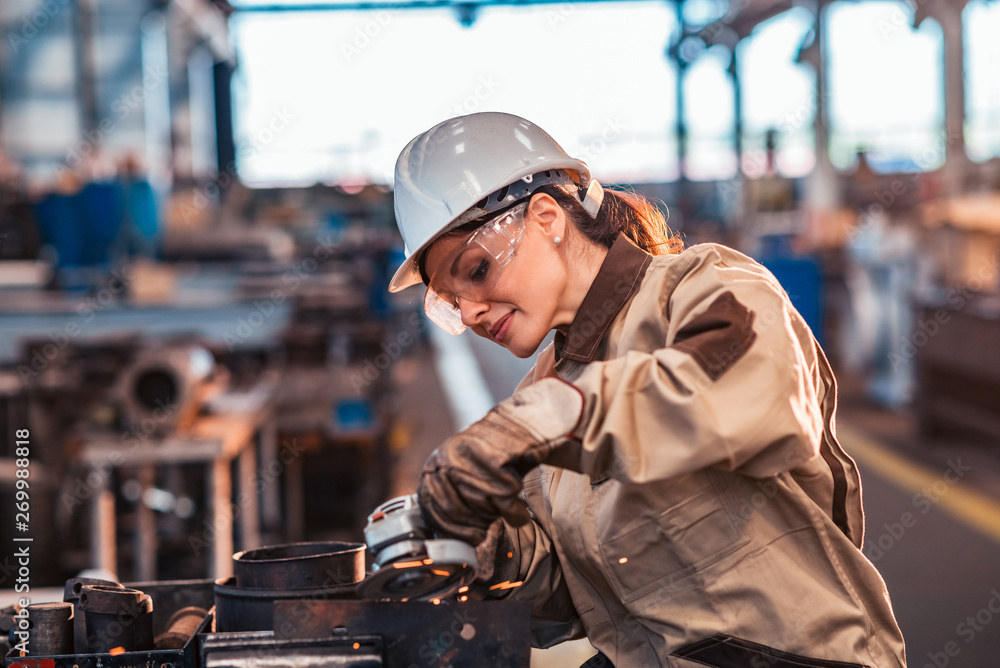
[535,185,682,256]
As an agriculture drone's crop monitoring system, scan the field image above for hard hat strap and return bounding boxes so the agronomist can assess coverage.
[581,179,605,218]
[452,168,596,230]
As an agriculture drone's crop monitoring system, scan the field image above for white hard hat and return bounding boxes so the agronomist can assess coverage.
[389,112,602,293]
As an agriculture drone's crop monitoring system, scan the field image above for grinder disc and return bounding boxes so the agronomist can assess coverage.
[357,538,478,601]
[357,559,475,601]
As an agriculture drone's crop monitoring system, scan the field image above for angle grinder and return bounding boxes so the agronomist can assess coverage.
[357,494,478,601]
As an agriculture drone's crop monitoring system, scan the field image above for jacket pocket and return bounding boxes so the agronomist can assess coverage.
[671,634,868,667]
[598,474,748,602]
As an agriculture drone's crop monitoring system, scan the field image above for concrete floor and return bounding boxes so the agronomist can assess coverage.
[392,329,1000,667]
[837,385,1000,667]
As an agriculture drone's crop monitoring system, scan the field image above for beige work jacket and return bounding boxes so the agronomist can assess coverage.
[494,234,907,667]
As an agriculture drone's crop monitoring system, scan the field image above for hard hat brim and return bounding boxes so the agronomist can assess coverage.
[388,253,424,293]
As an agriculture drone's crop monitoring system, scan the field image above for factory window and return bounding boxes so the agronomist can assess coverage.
[229,2,679,187]
[737,8,815,178]
[964,0,1000,162]
[825,1,945,173]
[682,44,737,181]
[0,3,81,181]
[0,2,171,186]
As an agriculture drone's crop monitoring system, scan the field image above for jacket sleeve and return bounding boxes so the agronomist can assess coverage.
[557,247,826,483]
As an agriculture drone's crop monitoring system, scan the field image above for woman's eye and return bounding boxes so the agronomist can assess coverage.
[469,259,490,283]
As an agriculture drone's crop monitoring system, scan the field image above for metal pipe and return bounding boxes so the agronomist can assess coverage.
[78,585,145,654]
[154,606,208,650]
[25,602,74,656]
[63,577,122,654]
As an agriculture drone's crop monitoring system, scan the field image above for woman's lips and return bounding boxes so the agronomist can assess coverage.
[492,312,514,342]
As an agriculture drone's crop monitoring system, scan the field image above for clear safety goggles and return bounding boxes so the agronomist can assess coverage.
[423,202,527,335]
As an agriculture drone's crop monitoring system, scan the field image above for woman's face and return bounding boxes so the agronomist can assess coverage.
[423,195,572,358]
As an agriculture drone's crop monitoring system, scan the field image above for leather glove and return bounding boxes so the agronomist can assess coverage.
[472,518,518,584]
[418,377,585,545]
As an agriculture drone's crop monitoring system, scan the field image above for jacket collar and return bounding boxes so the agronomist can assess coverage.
[555,233,652,363]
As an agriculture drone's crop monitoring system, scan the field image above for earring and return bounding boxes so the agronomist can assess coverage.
[554,236,562,245]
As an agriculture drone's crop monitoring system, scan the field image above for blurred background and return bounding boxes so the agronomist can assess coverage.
[0,0,998,664]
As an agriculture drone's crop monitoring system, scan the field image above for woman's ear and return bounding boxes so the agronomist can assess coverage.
[527,193,566,242]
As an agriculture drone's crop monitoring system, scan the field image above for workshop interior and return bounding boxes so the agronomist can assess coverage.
[0,0,999,665]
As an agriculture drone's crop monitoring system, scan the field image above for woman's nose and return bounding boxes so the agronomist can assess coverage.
[456,295,489,328]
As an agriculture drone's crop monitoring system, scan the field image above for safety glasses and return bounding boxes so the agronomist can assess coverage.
[423,202,527,335]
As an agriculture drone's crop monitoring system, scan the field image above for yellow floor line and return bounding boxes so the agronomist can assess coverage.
[838,425,1000,545]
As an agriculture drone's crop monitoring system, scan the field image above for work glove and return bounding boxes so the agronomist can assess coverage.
[472,519,518,584]
[418,377,585,545]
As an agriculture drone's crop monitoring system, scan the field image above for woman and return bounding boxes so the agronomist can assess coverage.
[388,112,906,667]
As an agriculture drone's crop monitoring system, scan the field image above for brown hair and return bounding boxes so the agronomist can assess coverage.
[533,184,683,256]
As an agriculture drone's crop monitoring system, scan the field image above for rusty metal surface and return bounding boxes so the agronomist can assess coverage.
[124,580,216,637]
[77,585,151,653]
[78,586,144,614]
[273,599,531,667]
[213,577,359,632]
[4,612,212,668]
[5,581,215,668]
[64,578,122,654]
[201,631,383,668]
[24,603,74,656]
[155,607,210,650]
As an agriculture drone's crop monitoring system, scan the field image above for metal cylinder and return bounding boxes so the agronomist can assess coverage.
[63,577,122,654]
[64,577,123,602]
[117,345,217,435]
[232,541,366,589]
[153,606,207,650]
[25,602,74,656]
[214,577,358,632]
[78,585,145,654]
